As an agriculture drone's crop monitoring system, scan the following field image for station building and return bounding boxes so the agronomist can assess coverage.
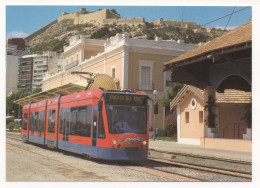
[42,33,197,135]
[165,22,252,152]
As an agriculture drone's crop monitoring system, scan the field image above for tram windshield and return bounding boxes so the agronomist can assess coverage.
[106,104,147,134]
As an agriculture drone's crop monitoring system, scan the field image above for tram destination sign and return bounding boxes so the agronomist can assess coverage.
[105,93,147,105]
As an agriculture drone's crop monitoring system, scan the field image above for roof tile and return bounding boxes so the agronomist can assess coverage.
[165,21,252,66]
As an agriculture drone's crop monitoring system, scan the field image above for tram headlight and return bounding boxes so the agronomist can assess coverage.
[142,141,147,145]
[112,140,117,145]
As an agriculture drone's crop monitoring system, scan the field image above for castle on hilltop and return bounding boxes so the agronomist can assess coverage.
[25,8,228,44]
[58,8,225,34]
[58,8,145,26]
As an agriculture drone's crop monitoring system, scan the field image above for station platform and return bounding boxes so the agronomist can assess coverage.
[148,139,252,163]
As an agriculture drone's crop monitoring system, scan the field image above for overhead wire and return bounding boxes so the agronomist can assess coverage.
[222,7,236,34]
[202,6,250,28]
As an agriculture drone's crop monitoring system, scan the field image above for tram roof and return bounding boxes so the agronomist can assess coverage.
[14,82,86,105]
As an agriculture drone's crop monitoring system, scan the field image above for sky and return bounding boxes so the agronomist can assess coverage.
[6,5,252,39]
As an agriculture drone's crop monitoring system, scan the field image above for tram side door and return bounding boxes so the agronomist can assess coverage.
[63,108,70,146]
[92,106,98,146]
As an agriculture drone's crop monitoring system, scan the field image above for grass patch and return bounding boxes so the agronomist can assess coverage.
[6,130,20,134]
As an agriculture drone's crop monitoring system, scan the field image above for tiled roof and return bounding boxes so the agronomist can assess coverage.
[165,21,252,66]
[170,85,204,110]
[170,85,251,110]
[216,90,252,104]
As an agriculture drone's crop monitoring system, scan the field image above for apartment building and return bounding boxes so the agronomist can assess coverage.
[42,33,197,135]
[33,51,63,90]
[17,55,35,91]
[17,52,63,91]
[6,38,30,95]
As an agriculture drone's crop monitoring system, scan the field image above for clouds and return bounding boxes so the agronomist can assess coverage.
[7,31,29,39]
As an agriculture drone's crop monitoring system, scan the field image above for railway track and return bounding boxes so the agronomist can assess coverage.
[6,133,198,181]
[147,157,251,179]
[6,133,252,181]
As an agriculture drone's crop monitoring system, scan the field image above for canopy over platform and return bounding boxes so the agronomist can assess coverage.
[14,80,87,105]
[164,22,252,92]
[14,73,117,106]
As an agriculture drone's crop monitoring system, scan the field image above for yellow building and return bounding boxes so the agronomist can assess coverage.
[42,33,197,135]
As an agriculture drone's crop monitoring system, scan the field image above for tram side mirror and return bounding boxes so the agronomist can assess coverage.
[98,100,103,111]
[154,102,158,114]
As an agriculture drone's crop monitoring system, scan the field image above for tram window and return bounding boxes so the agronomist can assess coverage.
[69,108,77,135]
[30,112,35,133]
[98,113,105,138]
[23,113,28,130]
[48,109,56,133]
[77,106,91,137]
[69,106,91,137]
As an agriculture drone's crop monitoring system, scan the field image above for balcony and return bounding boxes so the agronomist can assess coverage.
[65,60,79,70]
[18,64,32,67]
[34,65,48,71]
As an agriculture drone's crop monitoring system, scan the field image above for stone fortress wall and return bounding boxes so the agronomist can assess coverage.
[152,18,201,29]
[151,18,227,34]
[103,17,145,26]
[58,8,145,26]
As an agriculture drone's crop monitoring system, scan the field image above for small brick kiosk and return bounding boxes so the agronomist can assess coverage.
[170,85,251,152]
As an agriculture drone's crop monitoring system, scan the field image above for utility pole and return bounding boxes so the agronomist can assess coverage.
[181,10,185,39]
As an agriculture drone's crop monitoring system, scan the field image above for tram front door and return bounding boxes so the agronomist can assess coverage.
[92,106,98,147]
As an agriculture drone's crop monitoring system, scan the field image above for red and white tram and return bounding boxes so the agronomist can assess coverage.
[21,89,157,160]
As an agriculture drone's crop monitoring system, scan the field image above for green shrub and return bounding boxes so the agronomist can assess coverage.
[7,122,19,131]
[164,113,177,137]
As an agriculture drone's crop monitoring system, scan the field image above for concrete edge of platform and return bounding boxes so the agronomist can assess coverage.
[148,147,252,164]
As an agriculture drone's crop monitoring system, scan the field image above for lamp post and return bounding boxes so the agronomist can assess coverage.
[153,90,158,140]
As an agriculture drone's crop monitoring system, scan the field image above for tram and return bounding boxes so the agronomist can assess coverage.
[20,88,157,160]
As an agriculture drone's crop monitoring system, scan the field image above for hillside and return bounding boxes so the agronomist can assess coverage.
[27,10,226,54]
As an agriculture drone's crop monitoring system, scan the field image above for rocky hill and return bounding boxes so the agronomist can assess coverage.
[26,9,227,54]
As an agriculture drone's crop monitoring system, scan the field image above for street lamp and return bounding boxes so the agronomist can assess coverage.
[153,90,158,140]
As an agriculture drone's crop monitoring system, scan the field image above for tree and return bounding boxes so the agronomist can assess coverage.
[162,82,183,109]
[6,88,42,118]
[240,103,252,128]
